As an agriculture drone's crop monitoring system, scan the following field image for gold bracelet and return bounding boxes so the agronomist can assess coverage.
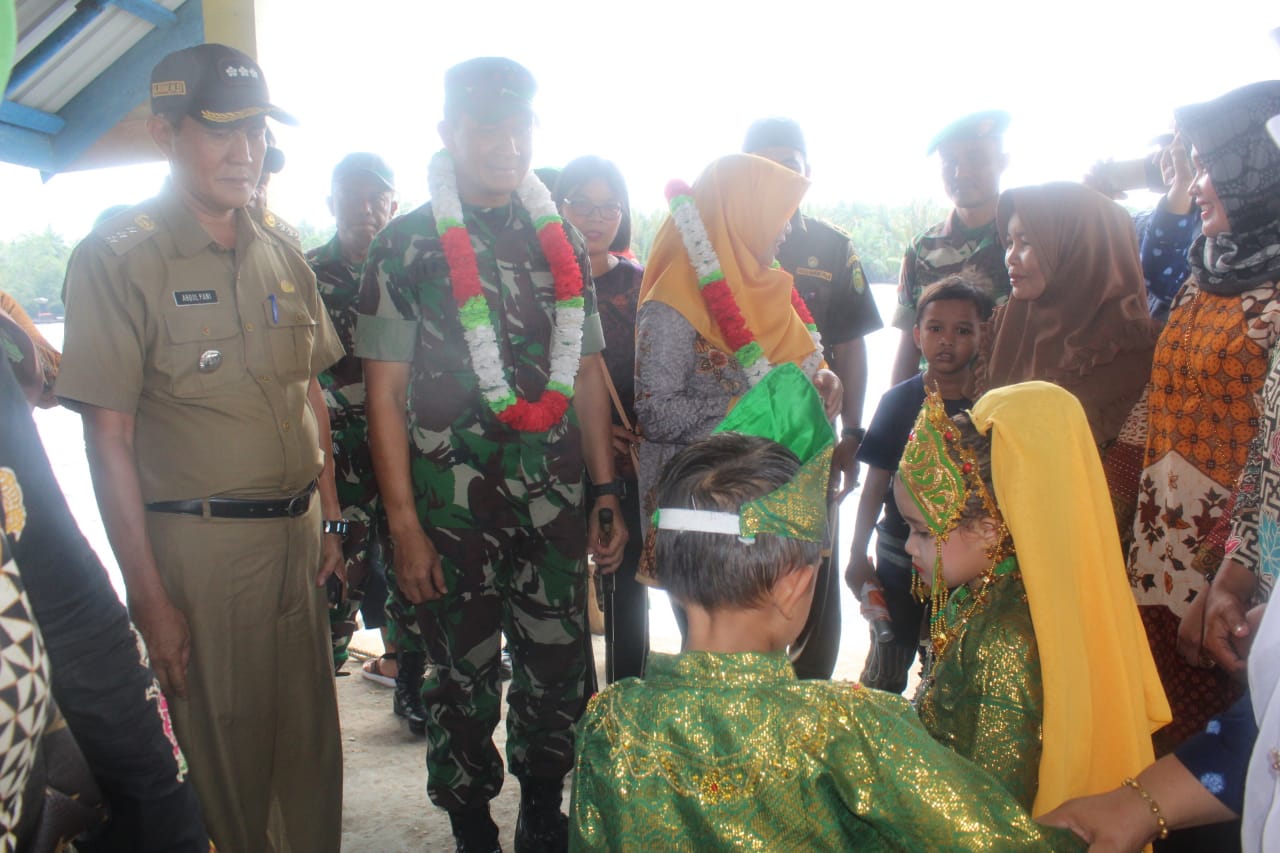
[1122,776,1170,841]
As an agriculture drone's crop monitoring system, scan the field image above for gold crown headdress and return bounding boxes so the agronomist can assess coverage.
[898,388,1008,656]
[898,388,1001,538]
[653,363,833,544]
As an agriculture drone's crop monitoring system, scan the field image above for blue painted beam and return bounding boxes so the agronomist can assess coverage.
[40,0,204,176]
[0,124,55,172]
[107,0,178,27]
[6,1,109,96]
[0,100,66,134]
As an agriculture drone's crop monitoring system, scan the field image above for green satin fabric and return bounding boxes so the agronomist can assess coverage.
[917,568,1045,811]
[570,651,1081,851]
[714,363,834,542]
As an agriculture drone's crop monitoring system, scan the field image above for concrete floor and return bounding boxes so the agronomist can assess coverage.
[336,582,893,852]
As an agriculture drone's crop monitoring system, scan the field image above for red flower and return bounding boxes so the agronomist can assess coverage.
[441,228,483,304]
[790,288,815,325]
[497,391,570,432]
[702,280,753,351]
[537,223,585,302]
[664,180,693,202]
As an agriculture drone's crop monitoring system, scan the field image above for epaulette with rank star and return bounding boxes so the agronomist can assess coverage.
[94,206,162,256]
[258,208,302,249]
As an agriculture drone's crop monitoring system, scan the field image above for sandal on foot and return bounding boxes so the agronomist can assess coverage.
[361,653,398,687]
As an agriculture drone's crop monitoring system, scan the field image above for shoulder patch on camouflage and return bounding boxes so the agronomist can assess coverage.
[259,209,302,248]
[94,205,163,256]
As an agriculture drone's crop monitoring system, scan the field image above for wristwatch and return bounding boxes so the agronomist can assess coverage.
[587,478,627,501]
[322,519,350,538]
[841,426,866,442]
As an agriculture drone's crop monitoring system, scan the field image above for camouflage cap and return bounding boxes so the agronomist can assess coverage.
[926,109,1009,155]
[150,43,296,127]
[332,152,395,191]
[444,57,536,122]
[743,117,807,157]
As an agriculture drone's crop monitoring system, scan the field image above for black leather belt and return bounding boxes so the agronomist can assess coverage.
[146,481,316,519]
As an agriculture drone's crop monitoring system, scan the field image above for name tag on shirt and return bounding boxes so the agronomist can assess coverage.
[173,290,219,307]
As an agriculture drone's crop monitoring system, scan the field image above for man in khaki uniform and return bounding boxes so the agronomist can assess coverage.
[55,44,345,853]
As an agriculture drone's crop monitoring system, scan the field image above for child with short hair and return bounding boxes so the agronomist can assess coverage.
[567,365,1083,851]
[895,381,1172,816]
[846,273,992,693]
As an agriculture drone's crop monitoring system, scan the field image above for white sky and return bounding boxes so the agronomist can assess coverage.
[0,0,1277,241]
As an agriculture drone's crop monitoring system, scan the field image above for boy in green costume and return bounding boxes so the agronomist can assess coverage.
[568,364,1082,851]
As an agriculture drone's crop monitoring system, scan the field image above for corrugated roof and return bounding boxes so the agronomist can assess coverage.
[2,0,256,177]
[11,1,184,112]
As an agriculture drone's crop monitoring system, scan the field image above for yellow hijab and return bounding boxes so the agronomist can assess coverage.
[970,381,1171,817]
[640,154,817,367]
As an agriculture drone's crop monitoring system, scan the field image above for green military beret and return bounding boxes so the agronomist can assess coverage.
[444,57,536,122]
[926,109,1010,155]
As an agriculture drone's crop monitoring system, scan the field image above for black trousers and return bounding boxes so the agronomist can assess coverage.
[600,480,648,682]
[790,509,842,679]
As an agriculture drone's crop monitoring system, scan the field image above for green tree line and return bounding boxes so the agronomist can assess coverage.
[0,198,946,317]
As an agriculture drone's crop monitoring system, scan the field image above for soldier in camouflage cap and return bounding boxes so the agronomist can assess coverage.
[356,56,627,852]
[307,153,436,734]
[890,110,1012,384]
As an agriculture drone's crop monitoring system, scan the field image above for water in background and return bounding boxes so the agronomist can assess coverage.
[33,284,905,678]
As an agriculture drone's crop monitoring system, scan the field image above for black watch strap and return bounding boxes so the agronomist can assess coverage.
[322,519,350,537]
[587,478,626,501]
[842,426,866,442]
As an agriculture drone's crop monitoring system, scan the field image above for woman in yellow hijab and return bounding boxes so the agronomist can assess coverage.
[634,154,836,534]
[633,155,838,633]
[895,380,1171,819]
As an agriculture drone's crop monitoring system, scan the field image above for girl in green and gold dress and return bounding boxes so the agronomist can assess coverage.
[570,367,1085,852]
[895,381,1172,818]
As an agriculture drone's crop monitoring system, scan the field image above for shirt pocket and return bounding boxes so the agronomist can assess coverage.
[264,294,317,383]
[162,305,243,398]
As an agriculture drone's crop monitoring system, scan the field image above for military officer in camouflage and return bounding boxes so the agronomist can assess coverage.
[743,117,884,680]
[890,110,1012,384]
[308,152,433,734]
[55,44,345,852]
[357,57,626,853]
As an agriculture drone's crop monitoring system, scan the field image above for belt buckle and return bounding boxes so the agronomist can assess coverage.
[286,490,310,518]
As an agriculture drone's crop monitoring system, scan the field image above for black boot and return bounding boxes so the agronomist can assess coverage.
[449,805,501,853]
[514,777,568,853]
[392,650,427,736]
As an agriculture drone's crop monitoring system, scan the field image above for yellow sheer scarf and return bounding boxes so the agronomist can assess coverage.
[639,154,817,367]
[970,381,1171,817]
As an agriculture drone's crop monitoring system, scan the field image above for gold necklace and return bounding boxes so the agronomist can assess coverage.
[926,554,1018,672]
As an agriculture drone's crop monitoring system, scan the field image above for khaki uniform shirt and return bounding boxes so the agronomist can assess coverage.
[55,187,343,503]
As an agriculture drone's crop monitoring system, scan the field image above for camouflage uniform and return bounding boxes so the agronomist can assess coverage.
[891,211,1011,332]
[355,201,603,811]
[307,236,420,664]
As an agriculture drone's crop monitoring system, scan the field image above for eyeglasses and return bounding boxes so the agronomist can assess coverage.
[563,199,624,221]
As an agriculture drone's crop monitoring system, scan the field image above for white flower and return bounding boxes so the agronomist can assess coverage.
[667,182,823,388]
[428,149,585,427]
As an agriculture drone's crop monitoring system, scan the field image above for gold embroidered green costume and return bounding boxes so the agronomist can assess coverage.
[898,382,1170,819]
[568,650,1081,852]
[915,557,1044,810]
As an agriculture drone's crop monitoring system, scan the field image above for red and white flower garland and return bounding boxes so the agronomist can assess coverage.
[665,180,822,385]
[429,150,585,432]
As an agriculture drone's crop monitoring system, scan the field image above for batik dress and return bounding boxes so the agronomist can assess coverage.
[1128,280,1280,750]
